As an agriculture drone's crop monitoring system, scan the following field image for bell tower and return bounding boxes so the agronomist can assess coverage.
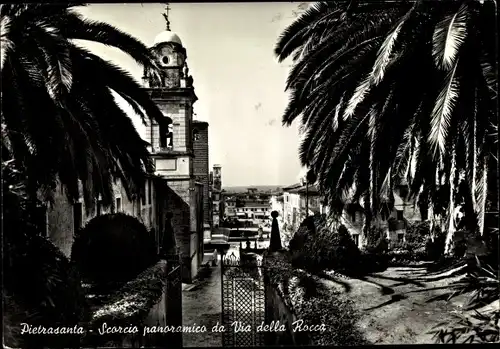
[142,4,201,283]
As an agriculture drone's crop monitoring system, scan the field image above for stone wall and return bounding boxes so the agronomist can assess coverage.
[86,260,182,348]
[264,276,313,346]
[164,178,203,283]
[164,180,191,256]
[47,178,149,258]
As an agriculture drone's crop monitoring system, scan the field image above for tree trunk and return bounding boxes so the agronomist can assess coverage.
[444,151,458,255]
[361,192,373,246]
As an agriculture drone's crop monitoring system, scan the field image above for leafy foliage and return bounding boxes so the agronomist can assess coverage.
[431,309,499,344]
[387,221,431,264]
[264,253,367,346]
[406,220,431,247]
[365,226,389,255]
[429,257,500,344]
[84,260,168,347]
[425,227,447,260]
[289,215,361,274]
[71,213,159,285]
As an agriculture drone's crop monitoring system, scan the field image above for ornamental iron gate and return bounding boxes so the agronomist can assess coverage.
[221,251,266,347]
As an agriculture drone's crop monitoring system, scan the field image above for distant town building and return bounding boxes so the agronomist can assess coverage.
[211,164,222,227]
[282,183,327,234]
[281,178,421,248]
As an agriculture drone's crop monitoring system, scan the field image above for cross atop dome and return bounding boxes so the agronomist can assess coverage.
[154,3,183,47]
[162,3,171,31]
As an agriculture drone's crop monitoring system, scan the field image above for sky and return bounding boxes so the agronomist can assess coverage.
[75,2,309,187]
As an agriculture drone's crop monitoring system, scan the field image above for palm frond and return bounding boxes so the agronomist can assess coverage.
[371,6,414,85]
[432,3,468,71]
[428,60,460,159]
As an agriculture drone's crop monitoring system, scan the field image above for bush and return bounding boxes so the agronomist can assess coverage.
[71,213,158,285]
[289,215,361,274]
[406,221,431,247]
[366,236,389,255]
[4,235,90,349]
[356,251,389,274]
[426,227,446,260]
[366,226,385,247]
[85,261,169,347]
[296,282,367,346]
[430,259,499,344]
[265,253,367,346]
[450,231,469,258]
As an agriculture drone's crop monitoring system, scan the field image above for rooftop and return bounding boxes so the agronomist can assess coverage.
[153,30,183,47]
[283,183,302,191]
[236,203,270,208]
[289,184,320,195]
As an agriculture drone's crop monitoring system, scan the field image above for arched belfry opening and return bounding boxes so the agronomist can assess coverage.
[192,128,200,142]
[159,116,173,150]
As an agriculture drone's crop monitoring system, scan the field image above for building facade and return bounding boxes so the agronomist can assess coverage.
[46,176,167,259]
[222,188,273,223]
[192,120,212,243]
[211,164,222,227]
[270,194,284,218]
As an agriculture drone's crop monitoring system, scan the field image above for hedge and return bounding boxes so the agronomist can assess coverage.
[71,213,159,285]
[264,252,367,346]
[84,260,168,347]
[289,215,361,274]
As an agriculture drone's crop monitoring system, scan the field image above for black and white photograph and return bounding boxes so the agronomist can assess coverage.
[1,1,499,347]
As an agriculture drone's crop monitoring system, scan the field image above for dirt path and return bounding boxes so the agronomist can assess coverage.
[321,263,473,344]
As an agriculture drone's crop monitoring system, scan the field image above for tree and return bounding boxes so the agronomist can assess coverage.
[1,3,164,211]
[275,0,497,254]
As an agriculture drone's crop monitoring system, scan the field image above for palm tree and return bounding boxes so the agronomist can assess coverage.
[1,3,164,211]
[275,0,497,254]
[2,4,168,347]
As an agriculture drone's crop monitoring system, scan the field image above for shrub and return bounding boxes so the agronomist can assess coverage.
[356,251,389,274]
[406,221,431,247]
[295,282,367,346]
[365,226,385,247]
[71,213,158,285]
[450,231,469,258]
[289,215,361,274]
[85,260,169,347]
[4,235,90,349]
[366,236,389,255]
[265,253,367,346]
[430,259,499,344]
[426,226,446,260]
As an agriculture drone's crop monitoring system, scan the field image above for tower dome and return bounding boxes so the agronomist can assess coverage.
[153,30,183,47]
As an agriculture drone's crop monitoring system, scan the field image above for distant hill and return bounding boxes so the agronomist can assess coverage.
[222,185,283,193]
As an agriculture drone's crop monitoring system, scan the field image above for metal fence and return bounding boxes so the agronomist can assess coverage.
[221,252,266,347]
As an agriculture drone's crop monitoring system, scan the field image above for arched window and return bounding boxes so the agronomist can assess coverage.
[159,116,173,149]
[193,128,200,142]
